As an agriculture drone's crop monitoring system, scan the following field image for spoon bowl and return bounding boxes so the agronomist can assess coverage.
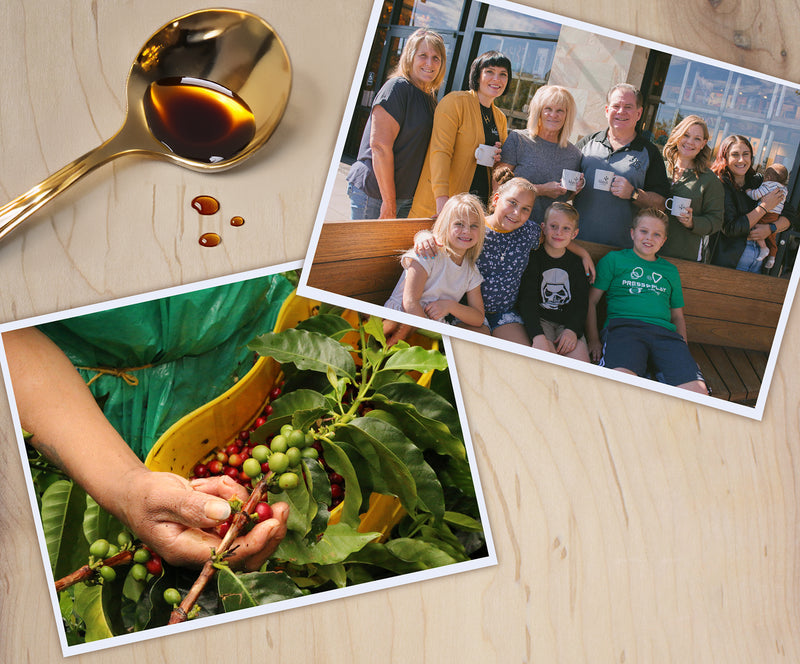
[0,8,291,242]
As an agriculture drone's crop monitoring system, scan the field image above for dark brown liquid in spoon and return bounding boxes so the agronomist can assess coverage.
[145,77,256,163]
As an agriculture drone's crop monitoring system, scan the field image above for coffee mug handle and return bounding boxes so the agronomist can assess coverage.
[665,197,674,211]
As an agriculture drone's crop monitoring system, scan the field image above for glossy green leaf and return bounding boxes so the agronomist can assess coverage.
[217,567,304,612]
[296,314,354,340]
[371,388,465,461]
[73,584,114,642]
[320,438,362,527]
[274,522,379,566]
[375,381,463,438]
[382,346,448,373]
[82,495,126,545]
[248,328,356,380]
[444,510,484,532]
[341,417,444,522]
[41,480,91,579]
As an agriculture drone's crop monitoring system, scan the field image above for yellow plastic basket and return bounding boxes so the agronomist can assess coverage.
[145,292,439,542]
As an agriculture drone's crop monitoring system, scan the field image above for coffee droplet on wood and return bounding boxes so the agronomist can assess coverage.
[199,232,221,247]
[191,195,220,215]
[144,77,256,163]
[230,216,245,227]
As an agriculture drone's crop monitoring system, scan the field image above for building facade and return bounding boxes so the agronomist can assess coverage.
[344,0,800,205]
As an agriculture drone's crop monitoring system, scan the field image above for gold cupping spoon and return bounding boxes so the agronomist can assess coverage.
[0,8,291,243]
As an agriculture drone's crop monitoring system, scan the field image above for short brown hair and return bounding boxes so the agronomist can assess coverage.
[544,201,580,228]
[632,207,669,234]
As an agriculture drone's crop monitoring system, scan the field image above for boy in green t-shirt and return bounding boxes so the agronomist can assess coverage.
[585,208,708,394]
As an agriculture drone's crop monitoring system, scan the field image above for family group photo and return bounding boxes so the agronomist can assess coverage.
[302,0,800,416]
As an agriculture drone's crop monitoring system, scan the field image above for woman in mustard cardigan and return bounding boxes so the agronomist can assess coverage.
[409,51,511,218]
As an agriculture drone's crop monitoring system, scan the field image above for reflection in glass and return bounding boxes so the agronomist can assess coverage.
[395,0,463,30]
[483,6,561,35]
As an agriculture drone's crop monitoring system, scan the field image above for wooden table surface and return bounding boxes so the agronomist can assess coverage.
[1,1,799,662]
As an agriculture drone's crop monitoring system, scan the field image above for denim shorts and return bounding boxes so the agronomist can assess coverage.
[484,310,525,332]
[346,183,412,220]
[599,318,705,386]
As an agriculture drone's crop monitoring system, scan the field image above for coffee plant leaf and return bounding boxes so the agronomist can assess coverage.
[295,313,354,340]
[382,346,448,373]
[217,567,305,612]
[248,328,357,380]
[73,584,114,642]
[41,480,90,579]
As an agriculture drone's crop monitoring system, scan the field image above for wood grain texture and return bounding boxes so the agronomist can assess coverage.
[2,1,800,662]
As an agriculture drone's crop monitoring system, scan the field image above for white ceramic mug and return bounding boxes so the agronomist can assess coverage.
[666,195,691,217]
[561,169,582,191]
[593,169,614,191]
[474,144,496,167]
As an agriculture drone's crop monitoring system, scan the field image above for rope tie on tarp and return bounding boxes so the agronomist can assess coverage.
[78,364,154,387]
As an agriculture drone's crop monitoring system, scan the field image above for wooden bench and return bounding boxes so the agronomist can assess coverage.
[307,219,790,405]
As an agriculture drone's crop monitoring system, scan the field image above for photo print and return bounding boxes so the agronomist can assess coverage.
[299,0,800,419]
[0,261,495,656]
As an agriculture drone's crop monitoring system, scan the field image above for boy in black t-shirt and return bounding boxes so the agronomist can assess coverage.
[518,202,591,362]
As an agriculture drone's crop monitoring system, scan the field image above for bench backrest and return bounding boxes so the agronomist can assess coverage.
[307,219,790,352]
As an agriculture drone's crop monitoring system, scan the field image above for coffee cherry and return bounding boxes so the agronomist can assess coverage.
[269,452,289,474]
[208,459,224,475]
[243,457,262,479]
[227,453,243,468]
[117,531,132,547]
[279,424,294,437]
[269,386,282,400]
[130,563,148,582]
[304,432,315,449]
[192,463,210,478]
[254,416,267,429]
[163,588,181,606]
[285,446,301,467]
[278,472,299,490]
[301,447,319,460]
[99,566,117,582]
[288,429,306,448]
[254,502,273,522]
[271,434,288,453]
[89,539,110,559]
[106,543,120,558]
[251,445,270,463]
[225,443,241,457]
[145,555,163,575]
[133,547,151,564]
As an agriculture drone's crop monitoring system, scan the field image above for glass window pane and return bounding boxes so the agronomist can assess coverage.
[483,7,561,35]
[395,0,464,30]
[724,74,777,119]
[683,62,731,110]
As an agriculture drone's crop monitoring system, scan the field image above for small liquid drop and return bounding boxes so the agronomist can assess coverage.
[199,232,221,247]
[230,216,245,227]
[144,77,256,163]
[191,195,220,215]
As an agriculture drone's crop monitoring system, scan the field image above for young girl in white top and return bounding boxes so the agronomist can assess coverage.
[383,192,486,345]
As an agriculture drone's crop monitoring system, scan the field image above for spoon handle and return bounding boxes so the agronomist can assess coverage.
[0,133,131,243]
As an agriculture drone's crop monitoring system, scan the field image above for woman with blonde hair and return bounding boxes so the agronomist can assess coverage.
[496,84,583,224]
[346,28,447,219]
[659,114,724,261]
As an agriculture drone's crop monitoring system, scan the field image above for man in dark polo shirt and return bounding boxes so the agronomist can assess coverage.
[574,83,670,247]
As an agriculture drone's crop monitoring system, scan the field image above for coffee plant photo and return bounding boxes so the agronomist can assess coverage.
[27,300,491,649]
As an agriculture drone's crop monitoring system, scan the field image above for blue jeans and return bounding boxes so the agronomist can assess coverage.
[735,240,764,273]
[347,183,412,220]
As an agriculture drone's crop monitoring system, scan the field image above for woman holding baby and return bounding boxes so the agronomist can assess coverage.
[496,85,584,224]
[709,134,792,272]
[658,115,724,262]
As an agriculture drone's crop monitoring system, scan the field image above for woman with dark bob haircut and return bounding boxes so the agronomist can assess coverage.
[409,50,512,218]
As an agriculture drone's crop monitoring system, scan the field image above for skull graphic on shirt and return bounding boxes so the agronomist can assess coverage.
[540,268,571,310]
